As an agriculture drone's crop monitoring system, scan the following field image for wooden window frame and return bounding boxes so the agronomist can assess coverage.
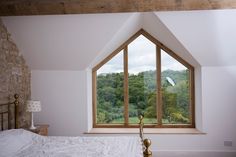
[92,29,195,128]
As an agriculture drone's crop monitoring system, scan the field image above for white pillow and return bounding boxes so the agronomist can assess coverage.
[0,129,34,157]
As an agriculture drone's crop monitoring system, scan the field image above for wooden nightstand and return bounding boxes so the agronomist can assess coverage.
[27,124,49,136]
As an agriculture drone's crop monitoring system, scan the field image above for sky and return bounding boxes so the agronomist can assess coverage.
[97,35,187,75]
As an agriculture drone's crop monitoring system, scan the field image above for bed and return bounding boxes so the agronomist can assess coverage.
[0,94,152,157]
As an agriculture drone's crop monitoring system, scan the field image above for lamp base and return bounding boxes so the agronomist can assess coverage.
[29,125,37,130]
[29,112,37,130]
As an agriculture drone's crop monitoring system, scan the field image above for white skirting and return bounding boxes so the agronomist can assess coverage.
[152,150,236,157]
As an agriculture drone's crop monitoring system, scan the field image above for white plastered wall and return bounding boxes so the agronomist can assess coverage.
[32,66,236,157]
[32,70,88,136]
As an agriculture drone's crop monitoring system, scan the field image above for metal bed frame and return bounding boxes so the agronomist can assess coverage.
[0,94,19,130]
[139,115,152,157]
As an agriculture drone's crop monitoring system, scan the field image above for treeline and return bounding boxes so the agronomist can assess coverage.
[96,70,190,124]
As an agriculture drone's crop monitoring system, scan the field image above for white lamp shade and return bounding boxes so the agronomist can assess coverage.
[26,100,41,112]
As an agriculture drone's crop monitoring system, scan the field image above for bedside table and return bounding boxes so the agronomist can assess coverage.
[27,124,49,136]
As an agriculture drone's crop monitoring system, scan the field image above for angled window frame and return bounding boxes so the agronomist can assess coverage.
[92,29,195,128]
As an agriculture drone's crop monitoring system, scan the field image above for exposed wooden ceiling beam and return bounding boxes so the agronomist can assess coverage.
[0,0,236,16]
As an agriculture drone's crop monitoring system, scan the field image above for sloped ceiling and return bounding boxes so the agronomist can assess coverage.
[2,10,236,70]
[156,9,236,66]
[2,13,134,70]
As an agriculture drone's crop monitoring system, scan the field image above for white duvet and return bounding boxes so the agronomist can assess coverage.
[0,129,143,157]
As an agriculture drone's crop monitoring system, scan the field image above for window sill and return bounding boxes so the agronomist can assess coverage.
[85,128,205,134]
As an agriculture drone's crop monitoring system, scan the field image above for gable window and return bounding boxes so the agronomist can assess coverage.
[92,29,194,128]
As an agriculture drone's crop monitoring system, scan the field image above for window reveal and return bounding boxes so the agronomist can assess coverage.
[92,29,194,128]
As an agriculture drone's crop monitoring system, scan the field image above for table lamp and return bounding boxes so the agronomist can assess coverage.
[26,100,41,130]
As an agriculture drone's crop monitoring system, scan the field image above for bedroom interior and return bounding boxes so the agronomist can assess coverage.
[0,0,236,157]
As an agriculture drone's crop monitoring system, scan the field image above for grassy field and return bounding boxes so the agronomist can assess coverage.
[109,117,189,125]
[111,117,157,124]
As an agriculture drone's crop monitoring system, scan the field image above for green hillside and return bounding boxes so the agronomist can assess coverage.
[96,70,190,125]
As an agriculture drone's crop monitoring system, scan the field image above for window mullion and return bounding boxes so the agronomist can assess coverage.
[124,46,129,126]
[190,68,195,127]
[156,46,162,126]
[92,70,97,128]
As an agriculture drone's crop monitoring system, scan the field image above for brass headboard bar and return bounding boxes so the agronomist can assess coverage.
[0,102,12,130]
[1,113,3,130]
[139,115,152,157]
[139,115,144,150]
[0,102,12,106]
[8,102,10,129]
[0,94,19,130]
[14,94,19,129]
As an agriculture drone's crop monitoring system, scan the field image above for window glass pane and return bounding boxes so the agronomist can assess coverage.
[96,51,124,124]
[161,50,191,125]
[128,35,157,124]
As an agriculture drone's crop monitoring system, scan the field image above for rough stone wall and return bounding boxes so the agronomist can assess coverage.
[0,18,30,128]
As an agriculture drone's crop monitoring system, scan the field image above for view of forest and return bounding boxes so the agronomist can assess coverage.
[96,69,190,125]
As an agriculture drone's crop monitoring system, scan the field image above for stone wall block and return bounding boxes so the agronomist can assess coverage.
[0,18,31,128]
[3,40,15,50]
[1,31,7,39]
